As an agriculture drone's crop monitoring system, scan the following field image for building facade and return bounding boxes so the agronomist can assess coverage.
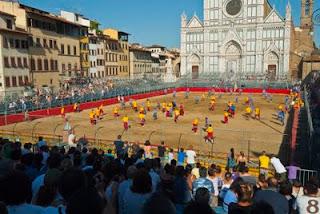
[129,45,154,79]
[103,29,130,78]
[0,11,30,98]
[60,10,90,78]
[181,0,292,80]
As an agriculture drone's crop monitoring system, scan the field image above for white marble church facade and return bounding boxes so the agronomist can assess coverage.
[180,0,292,80]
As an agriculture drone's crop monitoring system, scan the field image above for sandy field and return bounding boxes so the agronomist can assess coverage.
[1,92,289,159]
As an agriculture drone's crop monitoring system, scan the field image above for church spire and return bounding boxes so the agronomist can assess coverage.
[285,1,292,21]
[181,11,187,27]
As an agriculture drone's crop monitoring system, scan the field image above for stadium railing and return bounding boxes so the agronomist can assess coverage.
[297,168,319,186]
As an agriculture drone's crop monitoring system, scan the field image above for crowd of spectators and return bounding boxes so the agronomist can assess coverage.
[0,78,116,114]
[1,135,320,214]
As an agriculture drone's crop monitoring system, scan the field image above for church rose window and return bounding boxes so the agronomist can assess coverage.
[226,0,242,16]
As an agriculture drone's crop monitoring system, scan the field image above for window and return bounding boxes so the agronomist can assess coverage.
[11,57,16,68]
[6,19,12,29]
[24,76,29,85]
[36,38,41,47]
[3,37,8,48]
[28,37,33,47]
[17,57,22,68]
[9,39,14,48]
[30,58,35,70]
[49,40,53,48]
[5,77,10,87]
[23,58,28,68]
[43,39,47,48]
[4,57,10,68]
[68,63,71,70]
[44,59,49,70]
[53,40,57,48]
[305,0,311,15]
[50,59,54,70]
[67,45,71,55]
[37,59,42,70]
[18,76,23,86]
[73,46,77,55]
[62,63,65,71]
[14,39,20,48]
[21,40,27,49]
[12,76,17,87]
[61,44,65,54]
[54,60,58,71]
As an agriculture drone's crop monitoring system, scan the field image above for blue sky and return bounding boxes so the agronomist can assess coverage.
[21,0,320,48]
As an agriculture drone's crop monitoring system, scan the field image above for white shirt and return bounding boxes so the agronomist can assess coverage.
[270,157,287,174]
[68,134,76,147]
[207,177,219,196]
[296,195,320,214]
[168,152,174,163]
[185,150,196,164]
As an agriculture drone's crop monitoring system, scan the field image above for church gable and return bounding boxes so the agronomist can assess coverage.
[221,29,244,47]
[186,15,203,28]
[264,10,284,23]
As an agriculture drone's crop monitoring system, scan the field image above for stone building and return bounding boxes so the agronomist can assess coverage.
[103,29,130,78]
[181,0,317,81]
[290,0,317,80]
[0,11,30,98]
[59,10,90,78]
[181,0,293,81]
[129,44,155,79]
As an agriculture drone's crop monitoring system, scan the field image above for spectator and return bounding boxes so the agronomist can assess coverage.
[168,148,174,164]
[192,167,214,198]
[178,148,186,166]
[123,169,153,214]
[239,166,257,186]
[251,201,275,214]
[67,130,76,148]
[144,141,152,159]
[142,194,176,214]
[254,174,268,193]
[270,156,287,182]
[118,165,137,214]
[195,187,210,204]
[174,166,192,214]
[191,163,201,179]
[258,151,270,176]
[296,180,320,214]
[34,168,63,207]
[253,177,289,214]
[157,141,166,164]
[114,135,125,158]
[227,148,236,171]
[223,177,243,212]
[185,146,196,168]
[32,153,62,200]
[20,153,38,181]
[21,143,32,155]
[237,151,247,170]
[228,183,253,214]
[37,137,47,148]
[183,201,215,214]
[279,181,295,214]
[207,167,219,207]
[0,170,44,214]
[292,180,303,198]
[286,163,301,182]
[66,187,106,214]
[219,172,233,201]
